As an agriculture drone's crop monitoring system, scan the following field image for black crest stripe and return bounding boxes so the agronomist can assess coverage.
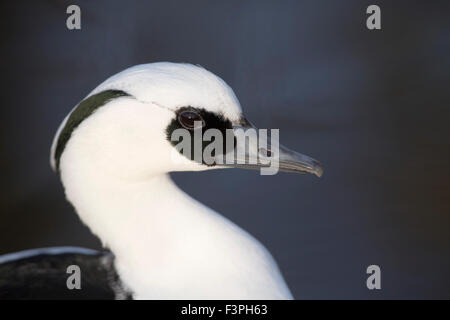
[54,90,131,171]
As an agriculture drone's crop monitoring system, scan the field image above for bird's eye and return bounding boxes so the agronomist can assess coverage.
[177,109,205,129]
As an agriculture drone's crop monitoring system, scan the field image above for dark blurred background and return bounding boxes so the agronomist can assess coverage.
[1,0,449,299]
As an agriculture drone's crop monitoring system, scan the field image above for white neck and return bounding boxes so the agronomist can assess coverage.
[62,167,292,299]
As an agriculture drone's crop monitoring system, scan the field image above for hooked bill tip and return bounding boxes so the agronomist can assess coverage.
[310,160,324,178]
[313,165,323,178]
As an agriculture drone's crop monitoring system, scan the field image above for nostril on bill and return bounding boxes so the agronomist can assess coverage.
[259,148,272,157]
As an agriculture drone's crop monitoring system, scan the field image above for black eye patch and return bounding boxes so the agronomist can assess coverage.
[177,108,205,130]
[166,107,235,166]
